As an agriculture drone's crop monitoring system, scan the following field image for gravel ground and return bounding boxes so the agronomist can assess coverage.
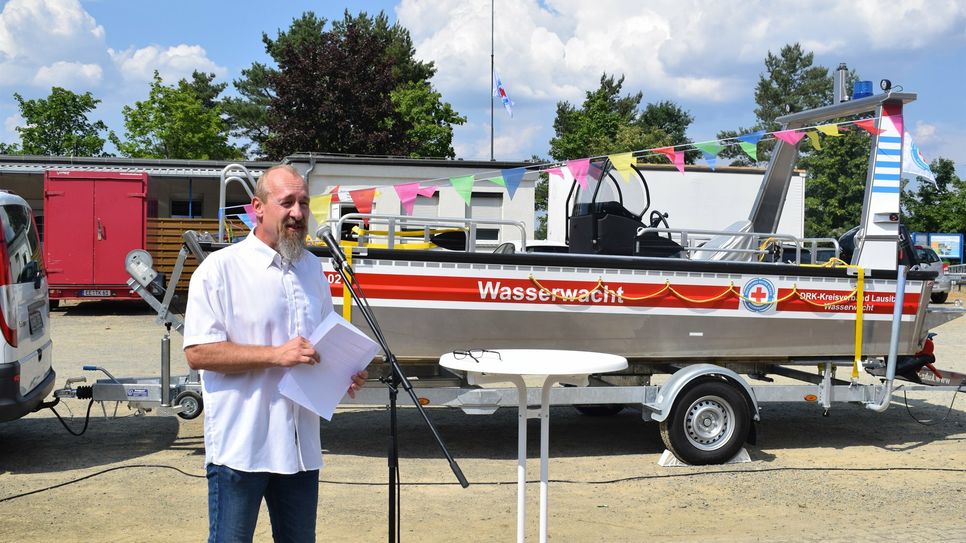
[1,297,965,542]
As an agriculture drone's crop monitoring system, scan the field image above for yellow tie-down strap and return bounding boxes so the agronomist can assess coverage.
[342,244,353,322]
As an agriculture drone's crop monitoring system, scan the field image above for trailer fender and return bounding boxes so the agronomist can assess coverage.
[645,364,760,424]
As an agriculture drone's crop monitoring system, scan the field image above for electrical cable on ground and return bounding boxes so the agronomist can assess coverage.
[4,463,966,504]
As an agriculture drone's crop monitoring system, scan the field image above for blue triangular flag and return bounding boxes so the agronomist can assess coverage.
[736,130,766,145]
[501,167,526,200]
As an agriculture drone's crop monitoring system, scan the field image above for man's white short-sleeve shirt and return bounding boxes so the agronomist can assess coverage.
[184,231,333,473]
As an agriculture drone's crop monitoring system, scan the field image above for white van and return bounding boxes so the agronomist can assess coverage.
[0,191,54,422]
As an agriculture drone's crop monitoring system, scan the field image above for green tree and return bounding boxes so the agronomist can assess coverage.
[12,87,108,156]
[390,81,466,158]
[0,142,20,155]
[548,74,693,162]
[111,72,242,160]
[222,63,273,158]
[902,158,966,234]
[799,127,871,237]
[232,11,462,159]
[717,43,832,166]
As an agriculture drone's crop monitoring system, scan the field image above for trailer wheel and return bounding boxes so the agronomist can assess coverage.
[659,379,750,465]
[175,390,203,420]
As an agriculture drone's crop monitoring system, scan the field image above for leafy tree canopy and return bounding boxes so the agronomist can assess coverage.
[233,10,463,160]
[902,158,966,235]
[111,71,242,160]
[799,127,871,237]
[548,74,694,163]
[12,87,108,156]
[718,43,832,166]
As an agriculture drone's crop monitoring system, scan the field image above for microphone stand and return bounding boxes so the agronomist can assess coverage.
[317,228,469,543]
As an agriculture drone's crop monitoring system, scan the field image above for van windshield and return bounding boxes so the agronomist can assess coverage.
[0,204,42,284]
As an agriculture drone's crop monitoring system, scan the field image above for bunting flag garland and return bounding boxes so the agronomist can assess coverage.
[566,158,591,190]
[349,188,376,214]
[486,175,507,187]
[654,146,685,174]
[736,130,766,161]
[816,124,841,137]
[450,175,476,206]
[806,130,822,150]
[394,182,421,215]
[773,129,805,146]
[309,194,332,224]
[277,114,900,219]
[237,213,254,230]
[501,167,526,200]
[693,142,725,170]
[854,119,884,135]
[607,152,636,181]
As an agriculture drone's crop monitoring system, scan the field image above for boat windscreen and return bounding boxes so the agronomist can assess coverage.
[575,168,650,217]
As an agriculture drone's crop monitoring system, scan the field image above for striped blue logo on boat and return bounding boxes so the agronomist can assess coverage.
[742,277,776,313]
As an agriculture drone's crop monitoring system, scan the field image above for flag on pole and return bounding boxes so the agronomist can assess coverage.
[902,132,936,183]
[493,69,513,118]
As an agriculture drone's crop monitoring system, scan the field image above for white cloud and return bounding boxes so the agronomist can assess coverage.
[4,113,21,135]
[399,0,966,104]
[109,44,227,84]
[0,0,105,61]
[914,121,937,145]
[33,61,103,87]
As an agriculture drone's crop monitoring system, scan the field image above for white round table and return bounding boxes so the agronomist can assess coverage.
[439,349,628,543]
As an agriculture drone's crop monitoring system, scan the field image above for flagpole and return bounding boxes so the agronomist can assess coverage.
[490,0,494,161]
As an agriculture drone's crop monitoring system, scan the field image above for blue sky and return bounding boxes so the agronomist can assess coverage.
[0,0,963,176]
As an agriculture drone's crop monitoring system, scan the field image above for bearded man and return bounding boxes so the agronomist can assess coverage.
[183,164,367,543]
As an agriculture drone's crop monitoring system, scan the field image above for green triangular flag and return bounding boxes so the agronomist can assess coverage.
[487,175,506,187]
[450,175,475,206]
[693,142,725,156]
[737,141,758,161]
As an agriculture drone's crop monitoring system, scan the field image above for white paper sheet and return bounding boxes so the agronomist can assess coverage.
[278,311,379,420]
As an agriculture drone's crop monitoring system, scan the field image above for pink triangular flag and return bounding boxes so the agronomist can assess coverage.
[243,204,256,225]
[566,158,591,190]
[773,129,805,145]
[417,185,437,197]
[654,146,684,174]
[854,119,884,135]
[394,182,420,215]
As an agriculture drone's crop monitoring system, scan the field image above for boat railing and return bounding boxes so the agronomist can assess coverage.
[332,213,528,253]
[217,163,257,242]
[639,227,840,265]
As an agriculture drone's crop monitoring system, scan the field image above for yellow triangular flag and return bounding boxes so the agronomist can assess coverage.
[816,124,840,137]
[608,152,636,181]
[806,130,822,150]
[309,193,333,225]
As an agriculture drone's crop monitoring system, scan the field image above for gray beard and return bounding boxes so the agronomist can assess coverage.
[277,229,307,263]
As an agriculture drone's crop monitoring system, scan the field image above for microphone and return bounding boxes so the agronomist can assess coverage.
[317,225,348,269]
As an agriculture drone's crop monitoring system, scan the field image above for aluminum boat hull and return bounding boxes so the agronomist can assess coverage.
[322,249,933,364]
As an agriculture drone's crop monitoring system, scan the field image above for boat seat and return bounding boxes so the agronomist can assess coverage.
[691,220,755,262]
[493,242,516,254]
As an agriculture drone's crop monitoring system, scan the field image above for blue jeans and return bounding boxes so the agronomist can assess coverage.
[206,464,319,543]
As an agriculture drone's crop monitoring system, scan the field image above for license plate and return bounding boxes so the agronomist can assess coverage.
[28,310,43,335]
[80,290,112,297]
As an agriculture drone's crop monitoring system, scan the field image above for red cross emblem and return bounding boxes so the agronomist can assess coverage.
[749,286,769,303]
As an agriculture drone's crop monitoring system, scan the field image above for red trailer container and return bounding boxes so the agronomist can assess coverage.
[43,170,148,301]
